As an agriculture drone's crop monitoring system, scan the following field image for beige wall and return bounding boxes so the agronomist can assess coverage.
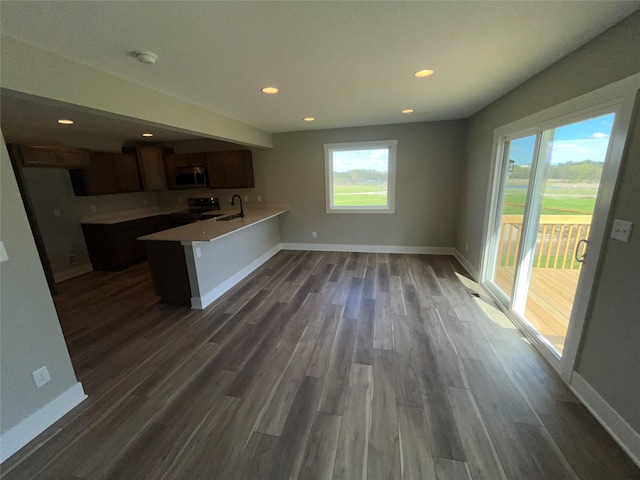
[576,96,640,430]
[254,121,466,248]
[456,13,640,431]
[0,133,79,433]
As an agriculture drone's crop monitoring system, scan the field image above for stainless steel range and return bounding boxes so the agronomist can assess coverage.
[169,197,221,226]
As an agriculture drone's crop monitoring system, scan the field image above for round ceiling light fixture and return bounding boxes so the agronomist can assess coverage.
[57,119,74,125]
[136,51,158,65]
[261,86,279,94]
[414,69,434,78]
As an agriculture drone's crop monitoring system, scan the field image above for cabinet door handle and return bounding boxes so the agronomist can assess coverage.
[575,239,589,263]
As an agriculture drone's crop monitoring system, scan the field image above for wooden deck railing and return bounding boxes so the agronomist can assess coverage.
[498,215,592,270]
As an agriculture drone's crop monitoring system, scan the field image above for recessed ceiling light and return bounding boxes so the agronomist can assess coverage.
[261,86,279,94]
[57,119,74,125]
[142,133,154,137]
[414,69,434,78]
[402,109,414,114]
[304,117,315,122]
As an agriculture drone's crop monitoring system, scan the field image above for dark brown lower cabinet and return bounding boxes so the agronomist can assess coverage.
[82,215,171,271]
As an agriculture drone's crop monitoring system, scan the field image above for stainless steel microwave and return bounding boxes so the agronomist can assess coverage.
[175,166,207,188]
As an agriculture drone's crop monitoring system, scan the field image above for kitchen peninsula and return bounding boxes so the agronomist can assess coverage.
[139,205,288,309]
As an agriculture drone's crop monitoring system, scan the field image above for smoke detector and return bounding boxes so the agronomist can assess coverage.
[135,51,158,65]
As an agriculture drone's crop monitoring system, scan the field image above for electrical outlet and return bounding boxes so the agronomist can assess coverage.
[465,242,469,251]
[227,196,232,204]
[196,247,202,258]
[53,209,61,217]
[244,195,249,202]
[32,366,51,388]
[68,254,77,264]
[90,205,97,213]
[257,195,262,202]
[312,231,317,238]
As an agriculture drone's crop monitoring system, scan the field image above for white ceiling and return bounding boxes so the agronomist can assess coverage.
[1,1,639,141]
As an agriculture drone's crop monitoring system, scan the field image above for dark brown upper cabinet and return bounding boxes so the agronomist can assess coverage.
[206,150,254,189]
[70,152,142,196]
[18,144,90,168]
[122,146,174,191]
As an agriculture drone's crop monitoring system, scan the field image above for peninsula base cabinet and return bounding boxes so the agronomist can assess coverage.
[82,215,171,271]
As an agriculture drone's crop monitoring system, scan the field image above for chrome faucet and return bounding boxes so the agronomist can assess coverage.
[231,194,244,217]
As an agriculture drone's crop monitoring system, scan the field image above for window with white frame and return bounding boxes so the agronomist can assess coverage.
[324,140,397,214]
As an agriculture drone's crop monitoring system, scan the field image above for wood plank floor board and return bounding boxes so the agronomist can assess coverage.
[23,394,149,480]
[299,413,342,480]
[231,432,279,480]
[446,386,507,480]
[372,292,393,350]
[397,404,436,480]
[458,360,542,479]
[412,332,466,461]
[433,299,480,360]
[333,363,373,480]
[353,298,375,365]
[461,353,540,424]
[265,376,325,480]
[317,315,358,415]
[420,319,467,389]
[185,350,288,479]
[362,254,377,299]
[389,275,407,316]
[433,457,472,480]
[368,349,401,480]
[332,270,355,306]
[343,276,364,320]
[305,304,343,379]
[158,395,242,479]
[257,324,322,436]
[391,314,422,408]
[513,422,579,480]
[5,253,638,480]
[376,261,390,294]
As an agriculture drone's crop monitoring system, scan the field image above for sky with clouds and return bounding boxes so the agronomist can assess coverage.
[332,148,389,172]
[509,113,615,165]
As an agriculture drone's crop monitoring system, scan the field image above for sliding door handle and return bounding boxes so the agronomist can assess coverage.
[575,239,589,263]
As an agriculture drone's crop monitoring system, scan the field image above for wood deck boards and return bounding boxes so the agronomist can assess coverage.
[494,266,581,351]
[2,252,638,480]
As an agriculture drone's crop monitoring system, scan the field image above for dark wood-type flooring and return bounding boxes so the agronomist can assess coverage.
[2,251,639,479]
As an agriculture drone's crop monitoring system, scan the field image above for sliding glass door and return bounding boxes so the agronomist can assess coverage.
[485,112,615,356]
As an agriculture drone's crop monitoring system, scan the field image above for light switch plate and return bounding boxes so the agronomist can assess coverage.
[611,219,633,243]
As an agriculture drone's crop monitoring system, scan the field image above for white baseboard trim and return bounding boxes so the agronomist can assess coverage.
[191,245,282,309]
[54,263,93,283]
[453,249,479,280]
[569,372,640,467]
[281,243,455,255]
[0,382,87,463]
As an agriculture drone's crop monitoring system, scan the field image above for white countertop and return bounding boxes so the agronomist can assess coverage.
[138,205,289,244]
[80,206,185,225]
